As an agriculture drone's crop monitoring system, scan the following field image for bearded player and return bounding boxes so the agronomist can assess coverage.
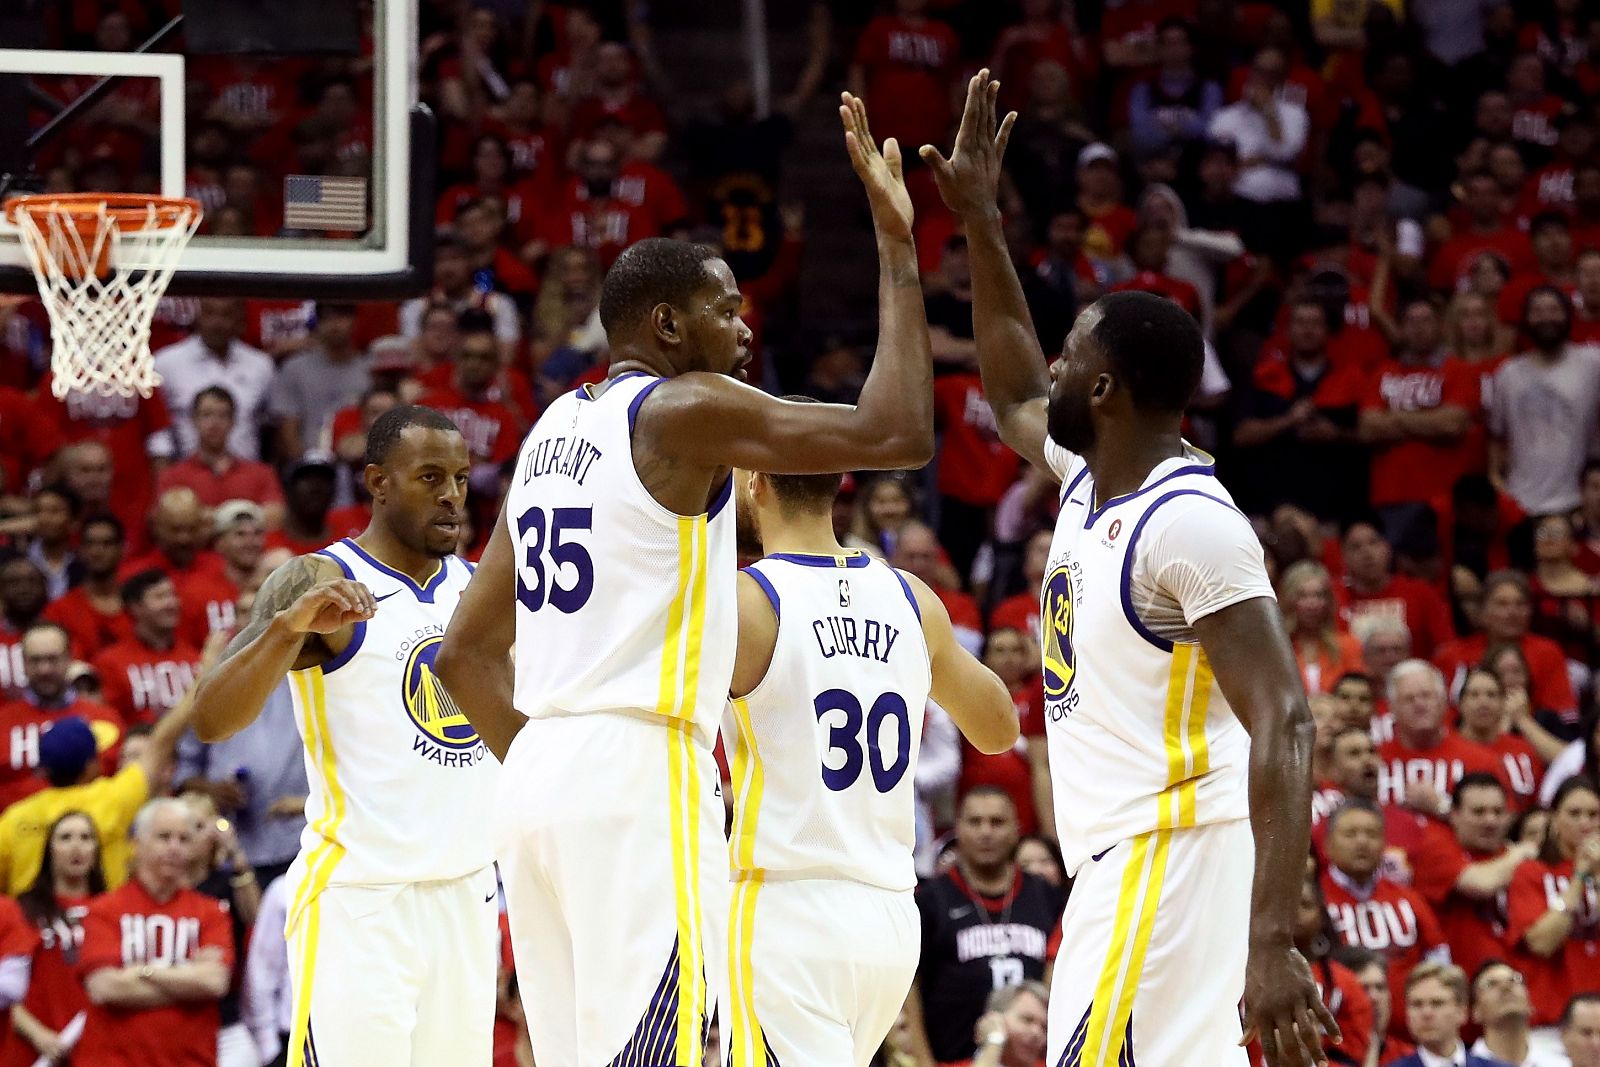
[192,406,498,1067]
[920,71,1338,1067]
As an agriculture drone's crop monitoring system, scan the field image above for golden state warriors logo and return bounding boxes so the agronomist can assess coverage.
[1041,564,1076,699]
[402,636,481,750]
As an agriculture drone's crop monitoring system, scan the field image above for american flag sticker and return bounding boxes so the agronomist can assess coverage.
[283,175,368,231]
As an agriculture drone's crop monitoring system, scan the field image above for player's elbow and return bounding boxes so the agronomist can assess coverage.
[192,689,237,745]
[877,429,935,471]
[972,690,1022,755]
[432,636,472,695]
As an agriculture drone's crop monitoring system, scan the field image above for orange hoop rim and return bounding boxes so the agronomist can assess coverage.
[5,193,203,234]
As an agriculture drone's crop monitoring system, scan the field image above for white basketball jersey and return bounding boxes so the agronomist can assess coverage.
[504,372,737,746]
[285,538,497,903]
[1040,442,1270,873]
[728,552,930,892]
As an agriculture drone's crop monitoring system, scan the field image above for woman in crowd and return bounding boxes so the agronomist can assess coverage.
[1437,572,1578,733]
[1280,560,1365,695]
[1015,835,1065,891]
[1507,777,1600,1037]
[1529,513,1600,665]
[1456,666,1547,811]
[851,474,919,559]
[6,811,104,1067]
[1486,641,1574,756]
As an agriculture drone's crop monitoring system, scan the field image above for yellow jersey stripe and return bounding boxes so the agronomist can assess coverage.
[654,519,692,719]
[1180,652,1215,825]
[289,670,349,933]
[679,519,708,1064]
[286,893,323,1067]
[667,720,699,1065]
[727,697,769,1065]
[1082,834,1150,1065]
[1159,648,1191,829]
[1101,830,1171,1063]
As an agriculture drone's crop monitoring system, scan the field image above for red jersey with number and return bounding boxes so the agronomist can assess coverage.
[0,388,63,497]
[0,696,123,810]
[1110,270,1202,319]
[1337,574,1455,658]
[92,638,201,726]
[1507,858,1600,1025]
[933,374,1020,507]
[0,894,87,1067]
[0,625,27,703]
[1482,733,1544,812]
[1376,731,1507,808]
[850,16,960,153]
[1321,872,1448,1036]
[957,676,1043,836]
[76,880,233,1067]
[176,570,242,649]
[1408,830,1510,981]
[42,590,132,663]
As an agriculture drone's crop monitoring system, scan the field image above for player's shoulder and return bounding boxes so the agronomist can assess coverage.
[1129,481,1254,551]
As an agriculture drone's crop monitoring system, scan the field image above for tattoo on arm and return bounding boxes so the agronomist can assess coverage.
[220,555,324,663]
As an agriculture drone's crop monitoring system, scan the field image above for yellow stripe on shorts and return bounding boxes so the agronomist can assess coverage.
[727,697,770,1067]
[1081,830,1172,1067]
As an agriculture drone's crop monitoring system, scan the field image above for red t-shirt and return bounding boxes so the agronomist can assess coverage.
[76,880,233,1067]
[0,697,123,811]
[933,374,1020,508]
[1482,732,1545,813]
[117,550,224,587]
[326,505,372,542]
[1427,227,1533,295]
[0,895,87,1067]
[1250,959,1372,1067]
[1507,857,1600,1025]
[850,15,960,152]
[33,381,174,552]
[1337,574,1455,659]
[1110,270,1202,318]
[528,181,661,268]
[42,590,132,663]
[1434,632,1576,723]
[1498,270,1578,327]
[569,91,669,143]
[1409,830,1511,983]
[0,388,64,497]
[415,364,539,430]
[176,570,243,649]
[990,592,1040,644]
[1361,357,1477,507]
[1376,731,1507,808]
[92,638,201,727]
[0,626,28,703]
[1311,799,1435,887]
[155,456,284,510]
[418,387,523,466]
[936,587,983,648]
[1320,871,1448,1036]
[957,676,1043,836]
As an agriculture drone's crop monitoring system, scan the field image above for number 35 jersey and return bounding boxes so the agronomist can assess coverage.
[505,372,737,747]
[1040,441,1271,874]
[728,553,930,892]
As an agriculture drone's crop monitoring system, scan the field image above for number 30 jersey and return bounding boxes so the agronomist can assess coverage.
[505,372,737,747]
[728,553,930,892]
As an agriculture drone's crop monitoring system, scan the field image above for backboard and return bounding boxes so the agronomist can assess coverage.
[0,0,433,299]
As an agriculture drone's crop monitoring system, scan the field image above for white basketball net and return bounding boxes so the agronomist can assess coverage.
[10,197,201,399]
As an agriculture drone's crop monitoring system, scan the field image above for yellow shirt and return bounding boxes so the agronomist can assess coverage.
[1310,0,1404,27]
[0,765,149,894]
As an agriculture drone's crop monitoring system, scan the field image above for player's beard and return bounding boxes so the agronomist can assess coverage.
[1047,388,1096,455]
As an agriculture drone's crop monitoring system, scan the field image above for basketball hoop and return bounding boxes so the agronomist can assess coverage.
[4,193,202,399]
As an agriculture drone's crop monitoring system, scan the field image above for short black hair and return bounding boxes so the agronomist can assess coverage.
[120,568,170,609]
[1088,291,1204,413]
[364,405,461,468]
[598,238,720,337]
[457,307,495,336]
[1522,283,1574,329]
[192,385,237,417]
[1562,991,1600,1028]
[1332,670,1374,692]
[764,396,845,513]
[1529,209,1571,236]
[1451,770,1506,809]
[1326,796,1384,834]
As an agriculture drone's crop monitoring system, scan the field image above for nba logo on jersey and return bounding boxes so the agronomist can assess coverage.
[401,632,487,765]
[1041,561,1078,711]
[838,579,851,608]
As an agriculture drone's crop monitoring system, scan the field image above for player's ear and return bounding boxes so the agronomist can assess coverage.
[650,302,681,347]
[1090,373,1113,401]
[363,462,386,503]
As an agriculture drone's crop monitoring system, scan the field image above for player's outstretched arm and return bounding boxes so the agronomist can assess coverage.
[192,555,375,743]
[144,631,228,783]
[1192,597,1340,1067]
[904,572,1018,754]
[639,93,933,476]
[436,505,526,762]
[920,71,1052,472]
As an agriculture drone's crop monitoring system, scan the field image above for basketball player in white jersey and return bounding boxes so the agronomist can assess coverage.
[191,406,498,1067]
[919,73,1339,1067]
[435,94,936,1067]
[725,429,1020,1067]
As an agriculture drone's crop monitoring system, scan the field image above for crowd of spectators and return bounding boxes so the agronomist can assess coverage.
[7,0,1600,1064]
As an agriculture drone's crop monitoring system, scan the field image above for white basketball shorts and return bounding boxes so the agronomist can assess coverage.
[496,711,728,1067]
[285,865,499,1067]
[1049,818,1252,1067]
[725,876,918,1067]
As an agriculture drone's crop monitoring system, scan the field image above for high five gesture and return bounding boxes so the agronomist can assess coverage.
[919,70,1017,220]
[840,91,914,242]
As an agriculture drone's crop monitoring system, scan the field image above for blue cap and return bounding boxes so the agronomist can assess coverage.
[38,717,97,778]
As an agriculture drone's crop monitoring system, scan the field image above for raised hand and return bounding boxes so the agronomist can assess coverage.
[919,69,1017,220]
[281,579,377,635]
[1241,942,1340,1067]
[840,91,914,242]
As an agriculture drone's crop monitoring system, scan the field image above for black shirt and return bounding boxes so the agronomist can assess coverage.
[916,866,1064,1062]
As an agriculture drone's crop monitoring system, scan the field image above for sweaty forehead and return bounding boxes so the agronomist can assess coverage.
[699,258,740,303]
[390,426,470,469]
